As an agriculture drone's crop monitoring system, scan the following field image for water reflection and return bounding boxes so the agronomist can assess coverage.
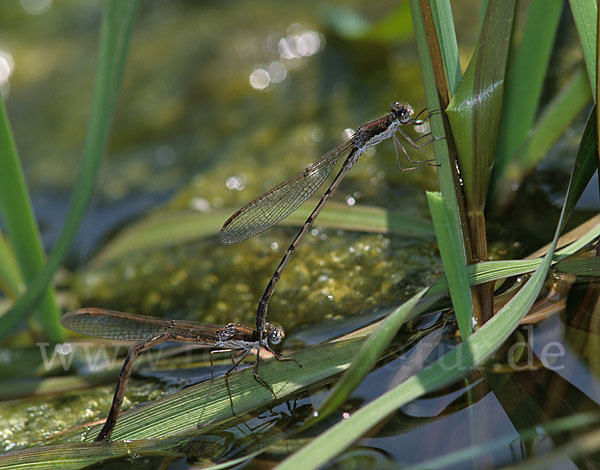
[0,49,14,95]
[20,0,52,15]
[277,29,322,60]
[249,24,323,90]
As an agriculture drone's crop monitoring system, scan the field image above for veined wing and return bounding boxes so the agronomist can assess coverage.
[61,308,216,342]
[219,136,356,245]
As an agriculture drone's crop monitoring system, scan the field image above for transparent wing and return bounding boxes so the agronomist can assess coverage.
[60,308,216,342]
[61,308,170,341]
[219,137,356,245]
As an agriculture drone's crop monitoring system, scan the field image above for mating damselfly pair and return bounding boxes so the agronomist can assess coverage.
[61,102,435,441]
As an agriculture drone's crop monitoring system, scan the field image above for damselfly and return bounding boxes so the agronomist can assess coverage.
[61,308,289,441]
[220,102,434,345]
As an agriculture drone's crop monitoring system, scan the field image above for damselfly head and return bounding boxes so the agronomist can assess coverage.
[390,102,414,124]
[265,323,285,345]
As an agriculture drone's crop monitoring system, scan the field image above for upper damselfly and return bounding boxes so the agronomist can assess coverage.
[220,102,435,345]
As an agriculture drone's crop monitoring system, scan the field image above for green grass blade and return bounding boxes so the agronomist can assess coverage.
[445,0,517,321]
[0,98,62,339]
[568,0,597,99]
[557,258,600,276]
[316,287,428,419]
[411,0,451,107]
[411,0,491,328]
[494,0,563,185]
[493,67,592,203]
[430,0,461,94]
[561,107,597,217]
[410,0,474,320]
[0,0,140,340]
[427,191,473,335]
[0,435,267,470]
[446,0,515,213]
[410,0,459,223]
[0,100,42,284]
[516,67,591,173]
[0,232,24,298]
[427,215,600,293]
[0,440,183,470]
[429,259,541,294]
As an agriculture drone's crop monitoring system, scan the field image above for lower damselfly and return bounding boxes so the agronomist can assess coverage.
[220,102,435,348]
[61,308,291,441]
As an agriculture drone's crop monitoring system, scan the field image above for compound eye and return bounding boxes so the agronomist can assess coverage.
[391,102,414,123]
[399,107,413,122]
[267,323,285,345]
